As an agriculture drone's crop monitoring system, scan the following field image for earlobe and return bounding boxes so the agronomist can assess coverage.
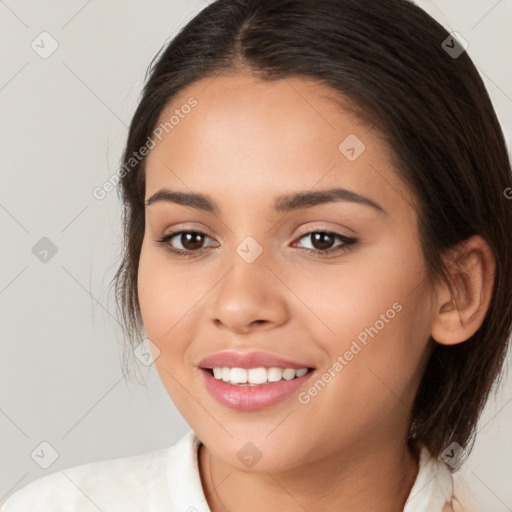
[430,235,496,346]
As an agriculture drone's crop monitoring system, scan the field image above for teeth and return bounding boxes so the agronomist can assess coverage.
[210,366,309,385]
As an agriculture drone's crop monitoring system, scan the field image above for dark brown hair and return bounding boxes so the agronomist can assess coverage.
[110,0,512,461]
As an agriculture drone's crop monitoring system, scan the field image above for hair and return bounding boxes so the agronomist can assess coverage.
[110,0,512,463]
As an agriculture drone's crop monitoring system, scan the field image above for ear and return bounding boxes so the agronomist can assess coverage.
[430,235,496,346]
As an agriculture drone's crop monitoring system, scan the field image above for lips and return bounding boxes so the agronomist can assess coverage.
[197,350,316,411]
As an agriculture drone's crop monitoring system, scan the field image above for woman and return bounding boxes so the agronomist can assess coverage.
[3,0,511,510]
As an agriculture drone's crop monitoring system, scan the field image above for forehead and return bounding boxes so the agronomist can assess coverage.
[144,74,415,214]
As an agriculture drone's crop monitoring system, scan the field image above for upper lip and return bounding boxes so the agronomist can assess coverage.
[198,350,314,370]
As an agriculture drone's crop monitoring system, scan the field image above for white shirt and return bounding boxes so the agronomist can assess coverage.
[1,429,462,511]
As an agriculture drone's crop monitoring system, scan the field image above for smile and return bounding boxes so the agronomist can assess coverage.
[197,350,316,411]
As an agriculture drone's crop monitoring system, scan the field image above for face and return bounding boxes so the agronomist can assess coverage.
[138,74,436,473]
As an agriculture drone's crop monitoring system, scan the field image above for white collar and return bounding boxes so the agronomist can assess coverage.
[403,444,454,511]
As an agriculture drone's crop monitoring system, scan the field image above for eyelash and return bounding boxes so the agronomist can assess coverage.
[154,229,357,259]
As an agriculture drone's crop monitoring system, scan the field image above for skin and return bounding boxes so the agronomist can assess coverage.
[137,74,495,512]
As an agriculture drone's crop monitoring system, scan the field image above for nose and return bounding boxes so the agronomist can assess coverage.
[208,249,290,335]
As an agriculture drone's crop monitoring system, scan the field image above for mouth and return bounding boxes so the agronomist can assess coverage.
[197,350,316,411]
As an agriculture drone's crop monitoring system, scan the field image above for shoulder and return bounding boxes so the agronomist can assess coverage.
[1,446,171,512]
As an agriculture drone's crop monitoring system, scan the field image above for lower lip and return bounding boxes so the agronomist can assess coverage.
[199,368,315,411]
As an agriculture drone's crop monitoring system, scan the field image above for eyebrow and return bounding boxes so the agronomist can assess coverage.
[145,187,386,214]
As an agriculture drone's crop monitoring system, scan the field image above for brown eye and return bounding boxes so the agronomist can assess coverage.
[154,229,218,258]
[294,230,358,257]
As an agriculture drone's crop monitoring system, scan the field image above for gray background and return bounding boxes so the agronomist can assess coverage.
[1,0,511,508]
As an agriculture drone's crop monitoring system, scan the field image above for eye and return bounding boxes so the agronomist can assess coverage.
[154,229,218,258]
[292,229,357,257]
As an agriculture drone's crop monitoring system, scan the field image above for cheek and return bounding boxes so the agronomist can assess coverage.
[137,248,199,407]
[342,271,431,437]
[295,291,432,447]
[295,238,431,403]
[287,234,427,346]
[137,242,218,382]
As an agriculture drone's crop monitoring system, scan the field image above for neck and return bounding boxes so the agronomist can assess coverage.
[198,432,419,512]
